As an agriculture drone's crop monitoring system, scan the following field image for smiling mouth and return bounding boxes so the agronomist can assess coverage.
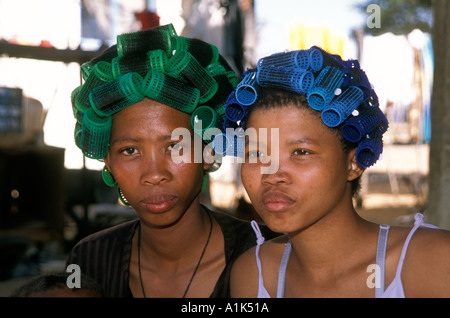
[262,192,296,212]
[140,194,178,213]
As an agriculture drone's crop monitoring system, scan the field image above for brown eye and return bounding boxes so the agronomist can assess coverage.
[247,150,265,160]
[168,143,183,152]
[293,149,310,156]
[120,147,137,155]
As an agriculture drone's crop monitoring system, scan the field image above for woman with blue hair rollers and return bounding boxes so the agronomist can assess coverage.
[227,46,450,297]
[66,24,275,298]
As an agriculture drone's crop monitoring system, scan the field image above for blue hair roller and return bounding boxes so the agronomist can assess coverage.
[343,66,372,100]
[235,71,259,106]
[314,46,346,69]
[212,132,230,155]
[222,45,388,167]
[257,65,314,94]
[361,89,379,108]
[258,50,310,70]
[321,86,364,127]
[225,92,247,122]
[223,116,242,131]
[307,66,345,111]
[341,104,388,143]
[355,132,384,168]
[212,131,244,157]
[307,47,323,71]
[290,68,315,93]
[225,132,245,158]
[233,134,245,158]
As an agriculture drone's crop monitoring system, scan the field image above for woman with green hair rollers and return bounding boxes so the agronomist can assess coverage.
[66,24,274,298]
[226,46,450,297]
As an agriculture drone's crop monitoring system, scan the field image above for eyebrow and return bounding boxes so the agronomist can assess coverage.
[110,136,142,146]
[110,134,186,146]
[245,136,316,144]
[287,138,317,146]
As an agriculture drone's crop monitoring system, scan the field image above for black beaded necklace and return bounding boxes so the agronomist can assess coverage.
[137,212,213,298]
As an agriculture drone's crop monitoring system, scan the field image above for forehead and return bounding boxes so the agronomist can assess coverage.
[110,98,192,134]
[246,104,341,146]
[247,104,322,132]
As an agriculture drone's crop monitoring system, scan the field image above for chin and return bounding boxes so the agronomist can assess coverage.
[260,214,292,234]
[140,209,185,229]
[261,211,312,235]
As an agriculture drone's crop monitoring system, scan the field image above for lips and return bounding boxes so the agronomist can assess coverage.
[140,193,178,213]
[262,191,296,212]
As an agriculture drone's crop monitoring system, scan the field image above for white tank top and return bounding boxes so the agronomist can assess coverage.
[251,213,438,298]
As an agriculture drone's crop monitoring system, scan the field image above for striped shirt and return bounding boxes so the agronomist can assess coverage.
[66,206,267,297]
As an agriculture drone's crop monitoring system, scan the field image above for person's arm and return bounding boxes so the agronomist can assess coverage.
[403,228,450,297]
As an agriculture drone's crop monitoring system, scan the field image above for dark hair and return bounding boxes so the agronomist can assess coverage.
[247,87,362,197]
[11,272,104,297]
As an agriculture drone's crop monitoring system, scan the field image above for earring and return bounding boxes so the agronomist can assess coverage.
[118,188,131,206]
[102,166,117,187]
[206,160,221,173]
[201,174,208,192]
[204,144,221,173]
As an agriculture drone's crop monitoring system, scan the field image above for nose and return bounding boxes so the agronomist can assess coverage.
[140,151,171,186]
[261,165,290,185]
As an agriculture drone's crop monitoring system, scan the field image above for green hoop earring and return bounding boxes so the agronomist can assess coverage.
[118,188,131,206]
[201,174,208,192]
[102,166,117,187]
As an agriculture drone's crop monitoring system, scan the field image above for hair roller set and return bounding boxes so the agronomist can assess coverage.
[71,24,238,166]
[223,45,388,168]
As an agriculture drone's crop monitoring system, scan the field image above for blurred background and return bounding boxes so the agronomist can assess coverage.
[0,0,447,295]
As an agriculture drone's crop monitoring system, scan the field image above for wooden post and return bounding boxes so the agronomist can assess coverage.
[427,0,450,228]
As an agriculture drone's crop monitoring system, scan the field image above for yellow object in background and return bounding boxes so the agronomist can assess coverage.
[289,23,345,57]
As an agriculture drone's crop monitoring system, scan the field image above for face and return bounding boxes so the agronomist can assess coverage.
[241,104,360,234]
[104,98,209,228]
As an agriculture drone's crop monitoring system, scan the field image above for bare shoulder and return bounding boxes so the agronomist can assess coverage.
[410,226,450,263]
[230,244,258,297]
[401,226,450,297]
[230,235,288,298]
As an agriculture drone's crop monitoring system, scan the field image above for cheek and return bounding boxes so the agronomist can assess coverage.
[171,162,204,188]
[305,165,347,200]
[303,166,336,192]
[172,160,201,175]
[109,159,138,183]
[240,164,259,196]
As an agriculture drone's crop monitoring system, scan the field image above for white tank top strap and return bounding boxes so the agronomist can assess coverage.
[250,221,271,298]
[375,224,390,297]
[276,240,292,298]
[393,213,439,277]
[251,220,266,246]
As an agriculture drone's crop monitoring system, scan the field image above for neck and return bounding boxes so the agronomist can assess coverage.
[138,200,211,265]
[288,207,376,278]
